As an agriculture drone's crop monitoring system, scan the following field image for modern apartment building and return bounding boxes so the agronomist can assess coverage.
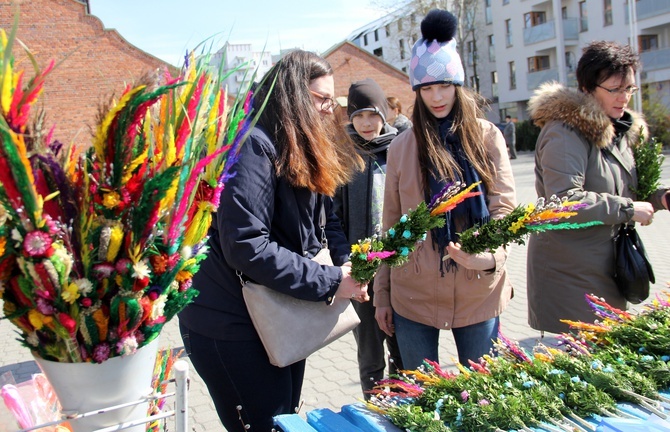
[491,0,670,120]
[209,43,273,96]
[347,2,501,122]
[347,0,669,122]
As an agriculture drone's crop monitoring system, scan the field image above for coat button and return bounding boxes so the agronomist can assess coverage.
[327,296,333,302]
[444,322,449,327]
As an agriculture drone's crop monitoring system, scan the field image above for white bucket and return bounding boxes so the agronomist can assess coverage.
[33,338,159,432]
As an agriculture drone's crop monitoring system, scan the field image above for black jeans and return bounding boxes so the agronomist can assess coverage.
[180,323,305,431]
[351,280,404,399]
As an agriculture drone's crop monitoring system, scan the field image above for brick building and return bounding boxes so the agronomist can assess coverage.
[322,41,415,122]
[0,0,174,145]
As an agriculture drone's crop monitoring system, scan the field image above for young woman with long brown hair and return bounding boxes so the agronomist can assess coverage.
[178,50,366,431]
[374,10,517,370]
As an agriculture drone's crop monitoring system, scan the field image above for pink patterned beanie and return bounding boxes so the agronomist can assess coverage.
[409,9,465,90]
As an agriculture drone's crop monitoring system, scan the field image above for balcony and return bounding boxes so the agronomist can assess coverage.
[637,0,670,20]
[527,68,558,91]
[640,47,670,72]
[523,18,579,45]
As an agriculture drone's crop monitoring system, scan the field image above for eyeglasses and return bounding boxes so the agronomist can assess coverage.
[309,90,338,111]
[596,84,639,96]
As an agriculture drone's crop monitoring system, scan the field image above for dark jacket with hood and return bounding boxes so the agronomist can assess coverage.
[178,126,351,340]
[334,123,397,243]
[526,82,667,334]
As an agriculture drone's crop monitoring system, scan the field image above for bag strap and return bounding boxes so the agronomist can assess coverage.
[319,197,328,249]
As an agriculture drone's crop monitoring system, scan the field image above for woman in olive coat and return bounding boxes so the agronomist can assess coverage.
[527,41,669,334]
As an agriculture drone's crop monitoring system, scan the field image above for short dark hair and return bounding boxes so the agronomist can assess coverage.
[505,115,511,120]
[576,40,640,93]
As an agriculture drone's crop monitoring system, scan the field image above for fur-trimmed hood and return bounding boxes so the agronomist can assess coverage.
[528,81,647,149]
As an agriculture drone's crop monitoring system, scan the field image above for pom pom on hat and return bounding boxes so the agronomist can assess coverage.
[347,78,388,122]
[421,9,458,42]
[409,9,465,90]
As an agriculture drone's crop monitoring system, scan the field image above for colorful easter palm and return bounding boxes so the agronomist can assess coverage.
[350,181,481,283]
[458,195,603,255]
[0,25,259,363]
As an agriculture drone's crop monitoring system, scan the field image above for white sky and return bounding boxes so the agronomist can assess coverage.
[88,0,390,66]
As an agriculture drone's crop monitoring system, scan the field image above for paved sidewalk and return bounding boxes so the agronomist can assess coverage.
[1,151,669,431]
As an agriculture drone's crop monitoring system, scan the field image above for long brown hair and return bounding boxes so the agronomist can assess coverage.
[254,50,362,196]
[411,85,495,193]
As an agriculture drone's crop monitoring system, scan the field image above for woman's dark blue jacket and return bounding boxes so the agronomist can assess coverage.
[178,126,351,340]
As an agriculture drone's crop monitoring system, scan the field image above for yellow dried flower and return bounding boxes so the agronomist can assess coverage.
[102,192,121,209]
[61,282,81,304]
[28,309,46,330]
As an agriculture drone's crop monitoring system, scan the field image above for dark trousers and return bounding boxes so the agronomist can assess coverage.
[180,323,305,431]
[351,280,404,399]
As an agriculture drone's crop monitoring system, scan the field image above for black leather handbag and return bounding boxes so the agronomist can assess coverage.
[613,224,655,304]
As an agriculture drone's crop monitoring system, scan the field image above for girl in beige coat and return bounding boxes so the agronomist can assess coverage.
[374,9,516,369]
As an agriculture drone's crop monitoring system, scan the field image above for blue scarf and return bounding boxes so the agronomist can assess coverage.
[427,114,490,275]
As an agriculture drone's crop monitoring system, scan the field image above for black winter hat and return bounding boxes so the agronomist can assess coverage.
[347,78,388,123]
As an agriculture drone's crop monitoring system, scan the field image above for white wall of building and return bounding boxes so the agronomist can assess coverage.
[209,43,273,96]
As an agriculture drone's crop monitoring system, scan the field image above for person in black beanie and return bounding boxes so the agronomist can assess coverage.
[334,78,404,399]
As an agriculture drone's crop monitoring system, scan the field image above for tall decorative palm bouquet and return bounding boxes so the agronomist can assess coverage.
[0,24,258,363]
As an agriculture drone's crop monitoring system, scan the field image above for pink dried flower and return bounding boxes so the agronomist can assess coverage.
[80,297,93,307]
[23,231,53,257]
[117,335,139,356]
[43,215,59,235]
[461,390,469,402]
[36,298,55,315]
[93,263,115,279]
[179,278,192,292]
[367,251,396,261]
[115,258,132,274]
[92,343,111,363]
[478,399,490,406]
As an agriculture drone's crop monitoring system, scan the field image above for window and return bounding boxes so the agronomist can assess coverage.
[562,7,568,19]
[373,47,383,57]
[485,0,492,24]
[402,66,407,73]
[505,19,512,47]
[411,33,418,46]
[488,34,495,62]
[509,61,516,90]
[579,1,588,32]
[385,24,391,37]
[410,13,416,24]
[524,11,546,28]
[528,55,550,72]
[470,76,477,88]
[467,41,475,66]
[565,51,576,71]
[399,39,406,60]
[374,29,379,42]
[604,0,613,26]
[363,34,368,46]
[639,35,658,52]
[398,19,403,31]
[491,71,499,98]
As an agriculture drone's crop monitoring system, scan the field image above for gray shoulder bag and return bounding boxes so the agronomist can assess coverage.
[240,202,360,368]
